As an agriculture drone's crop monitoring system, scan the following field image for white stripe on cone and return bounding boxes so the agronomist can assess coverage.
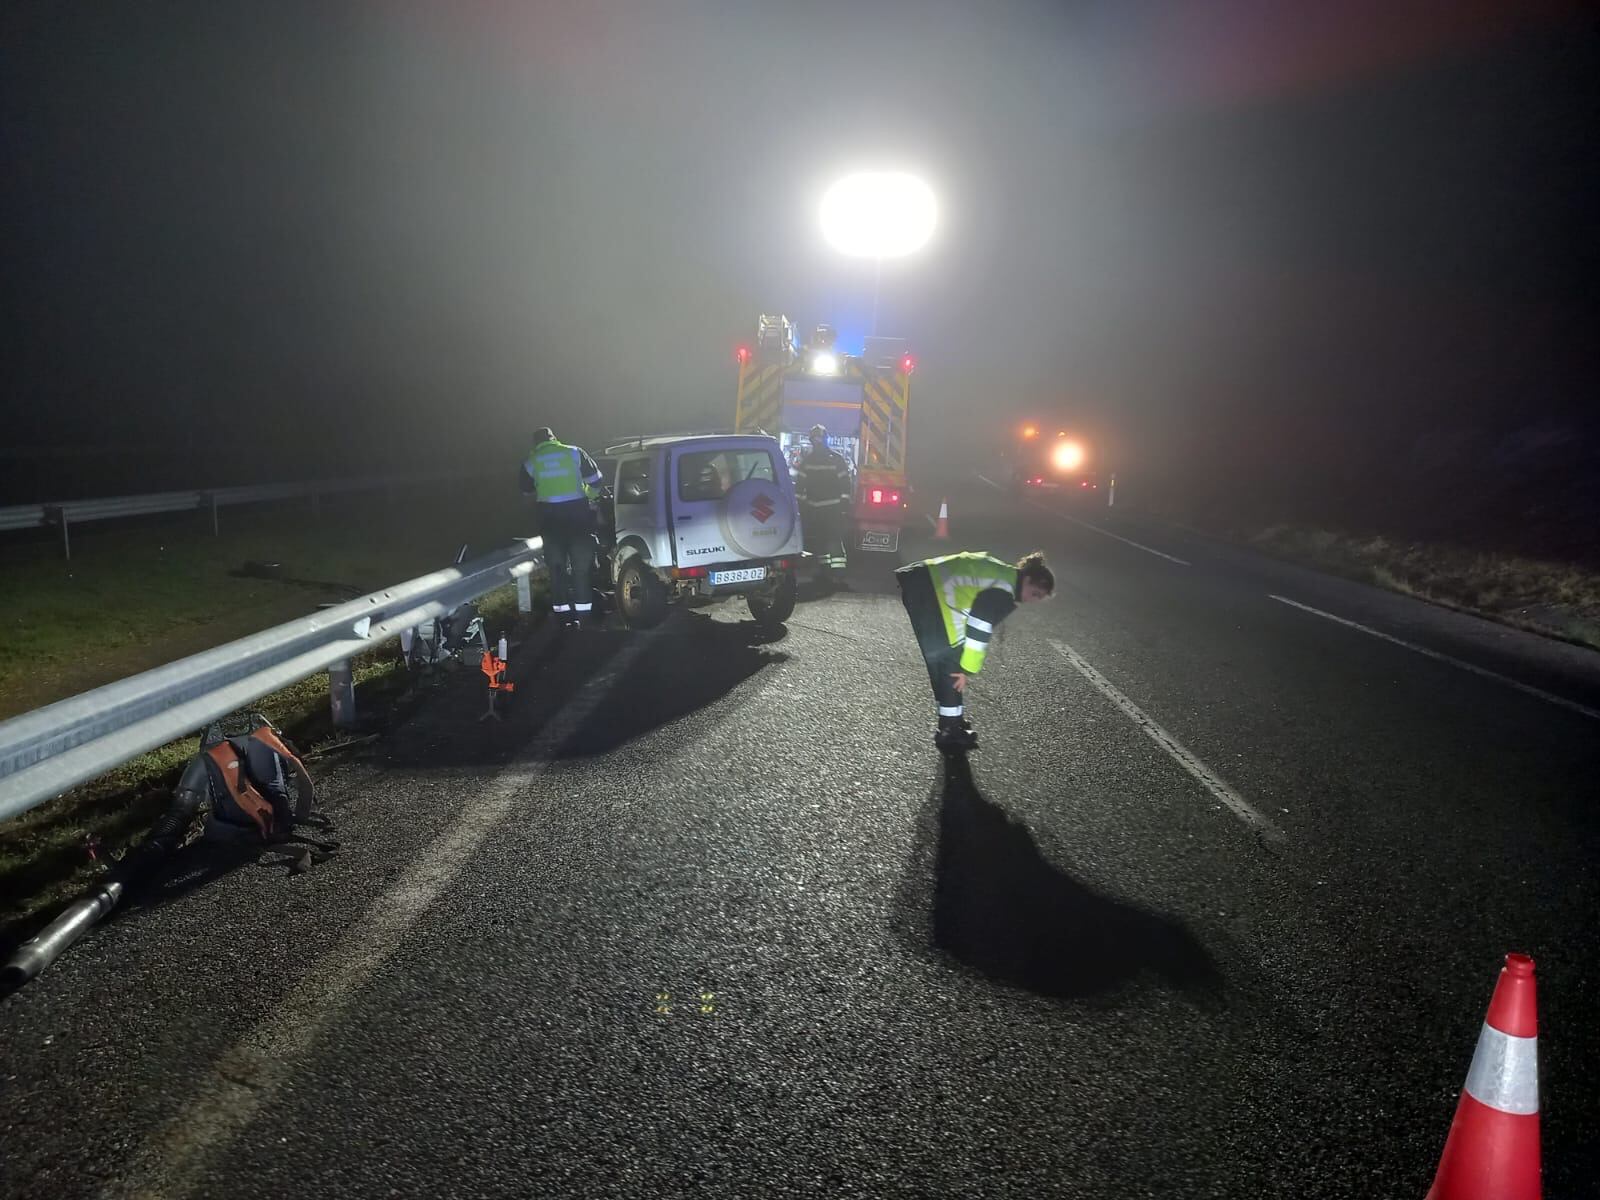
[1463,1024,1540,1115]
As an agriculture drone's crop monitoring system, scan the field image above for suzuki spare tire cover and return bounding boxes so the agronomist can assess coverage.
[718,476,795,559]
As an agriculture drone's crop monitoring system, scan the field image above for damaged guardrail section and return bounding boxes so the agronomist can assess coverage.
[0,537,544,824]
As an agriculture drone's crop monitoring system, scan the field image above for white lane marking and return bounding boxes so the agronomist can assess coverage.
[1026,500,1191,566]
[926,513,938,529]
[977,474,1003,490]
[111,632,658,1200]
[1049,638,1284,844]
[1269,595,1600,723]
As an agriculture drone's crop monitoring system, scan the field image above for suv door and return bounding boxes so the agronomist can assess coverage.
[670,443,791,569]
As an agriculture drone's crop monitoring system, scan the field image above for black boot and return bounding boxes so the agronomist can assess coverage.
[934,716,978,751]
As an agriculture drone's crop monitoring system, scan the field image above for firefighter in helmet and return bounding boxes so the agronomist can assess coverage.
[795,423,852,585]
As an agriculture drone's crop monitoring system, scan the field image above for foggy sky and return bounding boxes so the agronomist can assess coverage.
[2,0,1595,498]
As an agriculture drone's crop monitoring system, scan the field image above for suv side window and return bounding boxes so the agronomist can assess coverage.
[677,449,776,502]
[616,456,655,505]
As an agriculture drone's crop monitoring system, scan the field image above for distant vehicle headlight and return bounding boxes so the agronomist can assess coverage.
[1052,441,1085,471]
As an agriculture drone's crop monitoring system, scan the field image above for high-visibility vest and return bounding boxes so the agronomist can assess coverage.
[923,551,1019,674]
[527,439,592,504]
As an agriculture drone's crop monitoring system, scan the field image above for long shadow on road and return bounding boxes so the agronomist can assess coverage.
[899,754,1224,1004]
[381,612,790,768]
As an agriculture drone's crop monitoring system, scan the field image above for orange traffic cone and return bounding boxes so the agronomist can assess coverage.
[1427,953,1541,1200]
[933,499,950,540]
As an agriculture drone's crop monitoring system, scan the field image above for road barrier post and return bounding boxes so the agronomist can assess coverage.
[517,573,533,614]
[329,659,355,727]
[1108,474,1116,508]
[47,506,71,560]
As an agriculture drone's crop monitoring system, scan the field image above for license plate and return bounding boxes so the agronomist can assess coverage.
[709,567,766,585]
[858,529,899,552]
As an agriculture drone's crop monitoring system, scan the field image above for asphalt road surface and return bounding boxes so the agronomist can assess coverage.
[4,475,1598,1198]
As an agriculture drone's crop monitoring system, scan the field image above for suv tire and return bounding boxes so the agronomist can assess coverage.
[747,571,797,629]
[617,558,668,629]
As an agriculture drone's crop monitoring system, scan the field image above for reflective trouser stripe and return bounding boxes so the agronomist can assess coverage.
[552,604,571,612]
[574,602,592,612]
[967,616,994,635]
[938,705,964,718]
[963,637,987,652]
[1464,1024,1540,1114]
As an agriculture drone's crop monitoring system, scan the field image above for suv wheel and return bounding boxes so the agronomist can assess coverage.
[617,558,668,629]
[747,570,797,629]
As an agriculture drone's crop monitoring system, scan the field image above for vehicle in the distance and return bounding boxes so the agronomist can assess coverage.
[594,433,803,630]
[1008,427,1098,495]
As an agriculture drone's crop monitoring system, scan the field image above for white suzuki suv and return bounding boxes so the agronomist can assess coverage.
[595,434,803,630]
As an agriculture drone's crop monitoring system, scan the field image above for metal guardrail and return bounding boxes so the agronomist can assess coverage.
[0,538,544,824]
[0,471,476,557]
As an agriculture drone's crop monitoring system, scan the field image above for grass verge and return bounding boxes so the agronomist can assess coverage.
[0,582,534,953]
[0,480,529,720]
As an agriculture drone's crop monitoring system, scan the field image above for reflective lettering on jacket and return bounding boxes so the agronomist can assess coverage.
[526,439,602,503]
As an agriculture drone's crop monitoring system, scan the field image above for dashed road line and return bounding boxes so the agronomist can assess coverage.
[1269,595,1600,723]
[1049,638,1284,844]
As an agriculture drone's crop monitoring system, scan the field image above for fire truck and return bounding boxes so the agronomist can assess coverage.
[733,314,914,556]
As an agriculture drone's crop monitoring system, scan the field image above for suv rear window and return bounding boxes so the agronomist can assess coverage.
[677,449,777,502]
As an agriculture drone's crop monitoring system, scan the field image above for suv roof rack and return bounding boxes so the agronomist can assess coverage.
[603,428,768,455]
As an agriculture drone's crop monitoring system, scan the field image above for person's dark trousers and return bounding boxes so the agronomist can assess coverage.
[805,504,848,577]
[538,499,595,623]
[896,565,964,724]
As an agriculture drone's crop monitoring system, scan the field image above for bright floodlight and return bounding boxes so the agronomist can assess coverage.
[1052,441,1086,472]
[811,351,839,375]
[820,172,937,258]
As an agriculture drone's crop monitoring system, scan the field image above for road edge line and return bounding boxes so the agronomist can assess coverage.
[1268,595,1600,723]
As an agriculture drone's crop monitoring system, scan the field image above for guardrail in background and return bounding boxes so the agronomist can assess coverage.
[0,538,544,824]
[0,471,479,558]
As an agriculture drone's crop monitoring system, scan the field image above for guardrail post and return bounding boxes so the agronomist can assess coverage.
[328,660,355,727]
[208,493,220,536]
[1108,474,1116,508]
[47,507,71,560]
[517,573,533,613]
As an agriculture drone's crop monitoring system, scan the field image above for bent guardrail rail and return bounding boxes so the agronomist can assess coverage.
[0,537,543,824]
